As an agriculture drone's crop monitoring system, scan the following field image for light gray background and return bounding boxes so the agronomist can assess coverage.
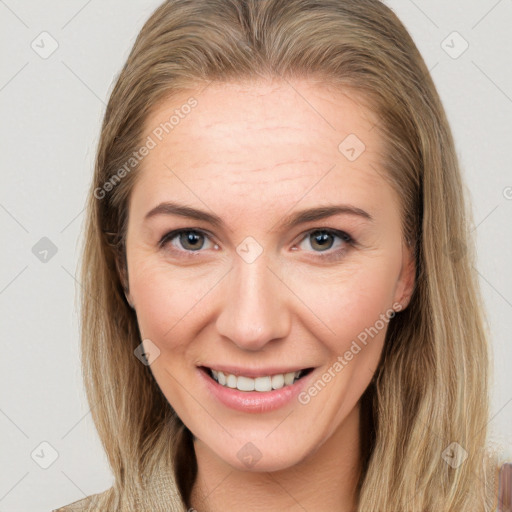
[1,1,511,510]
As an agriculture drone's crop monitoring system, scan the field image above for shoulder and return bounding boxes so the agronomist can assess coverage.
[52,487,115,511]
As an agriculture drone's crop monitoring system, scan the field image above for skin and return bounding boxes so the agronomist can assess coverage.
[124,79,415,512]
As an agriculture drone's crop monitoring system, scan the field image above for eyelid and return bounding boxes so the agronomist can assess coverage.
[296,228,353,245]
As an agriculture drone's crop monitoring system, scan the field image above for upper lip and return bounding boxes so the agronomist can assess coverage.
[199,365,313,378]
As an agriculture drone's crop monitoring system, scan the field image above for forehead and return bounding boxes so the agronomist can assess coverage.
[132,80,394,218]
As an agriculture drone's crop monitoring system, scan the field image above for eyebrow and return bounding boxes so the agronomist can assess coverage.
[144,201,373,231]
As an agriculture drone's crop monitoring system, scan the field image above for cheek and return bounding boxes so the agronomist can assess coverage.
[128,257,218,349]
[295,253,402,351]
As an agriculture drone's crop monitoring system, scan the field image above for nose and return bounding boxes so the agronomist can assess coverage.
[215,254,292,351]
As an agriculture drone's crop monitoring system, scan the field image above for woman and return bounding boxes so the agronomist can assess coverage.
[54,0,510,510]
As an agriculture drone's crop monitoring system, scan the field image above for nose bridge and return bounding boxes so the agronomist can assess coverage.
[215,247,290,351]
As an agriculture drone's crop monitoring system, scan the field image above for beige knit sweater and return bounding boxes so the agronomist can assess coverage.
[53,462,511,511]
[52,465,188,512]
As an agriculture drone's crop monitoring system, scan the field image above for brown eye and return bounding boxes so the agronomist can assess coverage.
[309,230,336,251]
[301,229,352,252]
[177,230,205,251]
[295,228,354,262]
[159,229,215,254]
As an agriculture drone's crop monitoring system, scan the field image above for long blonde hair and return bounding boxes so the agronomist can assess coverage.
[79,0,502,509]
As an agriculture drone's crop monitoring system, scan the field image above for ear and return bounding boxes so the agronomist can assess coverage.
[393,241,416,311]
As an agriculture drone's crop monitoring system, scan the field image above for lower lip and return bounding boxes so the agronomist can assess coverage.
[197,367,315,414]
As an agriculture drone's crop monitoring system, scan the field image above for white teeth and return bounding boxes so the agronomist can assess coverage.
[226,374,237,388]
[211,369,304,392]
[255,376,271,392]
[271,374,285,390]
[237,376,255,391]
[284,372,296,386]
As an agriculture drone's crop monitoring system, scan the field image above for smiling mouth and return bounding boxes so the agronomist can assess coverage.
[200,366,314,392]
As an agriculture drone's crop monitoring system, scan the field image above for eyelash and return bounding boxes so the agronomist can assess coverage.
[158,228,355,262]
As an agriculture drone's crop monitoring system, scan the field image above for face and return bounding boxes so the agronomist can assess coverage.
[124,80,415,472]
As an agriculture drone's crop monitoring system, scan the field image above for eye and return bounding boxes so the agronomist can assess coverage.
[293,229,354,261]
[159,227,355,261]
[159,229,218,256]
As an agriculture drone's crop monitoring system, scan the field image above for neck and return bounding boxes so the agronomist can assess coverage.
[189,402,364,512]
